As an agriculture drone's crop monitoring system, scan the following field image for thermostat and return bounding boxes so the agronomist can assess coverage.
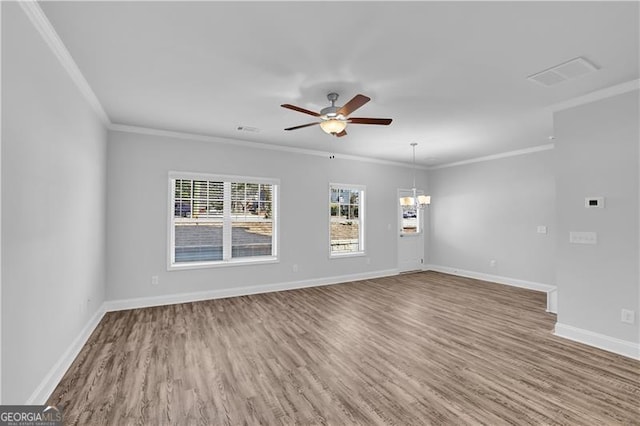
[585,197,604,208]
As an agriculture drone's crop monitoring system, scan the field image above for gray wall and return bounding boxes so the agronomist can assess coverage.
[427,149,556,285]
[106,130,426,301]
[3,0,636,402]
[1,3,107,403]
[554,90,639,343]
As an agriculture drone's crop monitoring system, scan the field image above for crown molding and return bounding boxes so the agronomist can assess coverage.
[429,143,555,170]
[109,123,424,169]
[18,0,635,170]
[13,2,414,170]
[430,79,639,170]
[18,0,110,125]
[549,79,640,113]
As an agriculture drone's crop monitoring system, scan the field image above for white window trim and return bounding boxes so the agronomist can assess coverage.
[167,171,279,270]
[329,182,366,258]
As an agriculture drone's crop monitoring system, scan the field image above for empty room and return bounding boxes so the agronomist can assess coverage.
[2,1,639,424]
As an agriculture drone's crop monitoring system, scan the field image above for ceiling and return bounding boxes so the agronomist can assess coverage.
[39,1,639,166]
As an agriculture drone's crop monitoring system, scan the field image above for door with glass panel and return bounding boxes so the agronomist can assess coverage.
[397,188,425,272]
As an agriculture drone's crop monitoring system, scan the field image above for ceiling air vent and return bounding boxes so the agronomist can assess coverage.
[237,126,260,133]
[527,57,598,87]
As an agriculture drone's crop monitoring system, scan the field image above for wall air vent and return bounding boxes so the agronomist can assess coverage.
[527,57,599,87]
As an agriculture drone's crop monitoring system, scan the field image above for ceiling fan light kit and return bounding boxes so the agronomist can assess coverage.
[318,93,346,135]
[319,119,347,135]
[281,92,392,137]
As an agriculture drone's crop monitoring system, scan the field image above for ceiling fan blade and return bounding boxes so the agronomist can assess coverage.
[335,130,347,137]
[281,104,320,117]
[337,94,371,116]
[284,122,320,131]
[348,117,393,125]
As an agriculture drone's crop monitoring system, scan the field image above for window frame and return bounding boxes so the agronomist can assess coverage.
[168,171,279,270]
[328,183,366,258]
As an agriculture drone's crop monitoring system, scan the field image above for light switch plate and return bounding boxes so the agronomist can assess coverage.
[569,231,597,244]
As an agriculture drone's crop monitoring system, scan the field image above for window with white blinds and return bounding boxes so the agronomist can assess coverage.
[169,172,278,269]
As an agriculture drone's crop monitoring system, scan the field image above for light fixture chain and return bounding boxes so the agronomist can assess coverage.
[411,142,417,189]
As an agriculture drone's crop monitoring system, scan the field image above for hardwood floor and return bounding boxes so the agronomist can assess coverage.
[48,272,640,425]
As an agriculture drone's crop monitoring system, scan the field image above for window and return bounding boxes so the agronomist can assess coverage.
[399,189,426,234]
[169,172,278,269]
[329,184,365,256]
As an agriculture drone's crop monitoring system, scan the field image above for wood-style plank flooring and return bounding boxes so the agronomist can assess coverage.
[49,272,640,425]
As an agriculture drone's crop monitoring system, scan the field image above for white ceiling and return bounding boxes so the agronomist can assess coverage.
[39,1,639,166]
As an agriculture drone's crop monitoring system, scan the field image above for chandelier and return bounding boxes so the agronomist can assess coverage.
[399,143,431,208]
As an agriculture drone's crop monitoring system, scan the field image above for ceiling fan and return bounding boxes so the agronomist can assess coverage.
[281,93,392,137]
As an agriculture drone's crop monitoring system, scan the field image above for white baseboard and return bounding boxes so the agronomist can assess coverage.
[105,268,399,312]
[26,304,107,404]
[425,264,556,293]
[27,269,398,404]
[425,265,640,360]
[546,288,558,314]
[554,323,640,360]
[425,264,557,313]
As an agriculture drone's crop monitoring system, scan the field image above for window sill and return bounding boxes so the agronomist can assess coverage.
[169,256,279,271]
[330,251,366,259]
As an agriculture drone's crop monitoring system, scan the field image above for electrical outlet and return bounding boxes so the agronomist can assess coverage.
[151,275,159,285]
[292,264,298,272]
[621,309,635,324]
[489,259,497,268]
[585,197,605,208]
